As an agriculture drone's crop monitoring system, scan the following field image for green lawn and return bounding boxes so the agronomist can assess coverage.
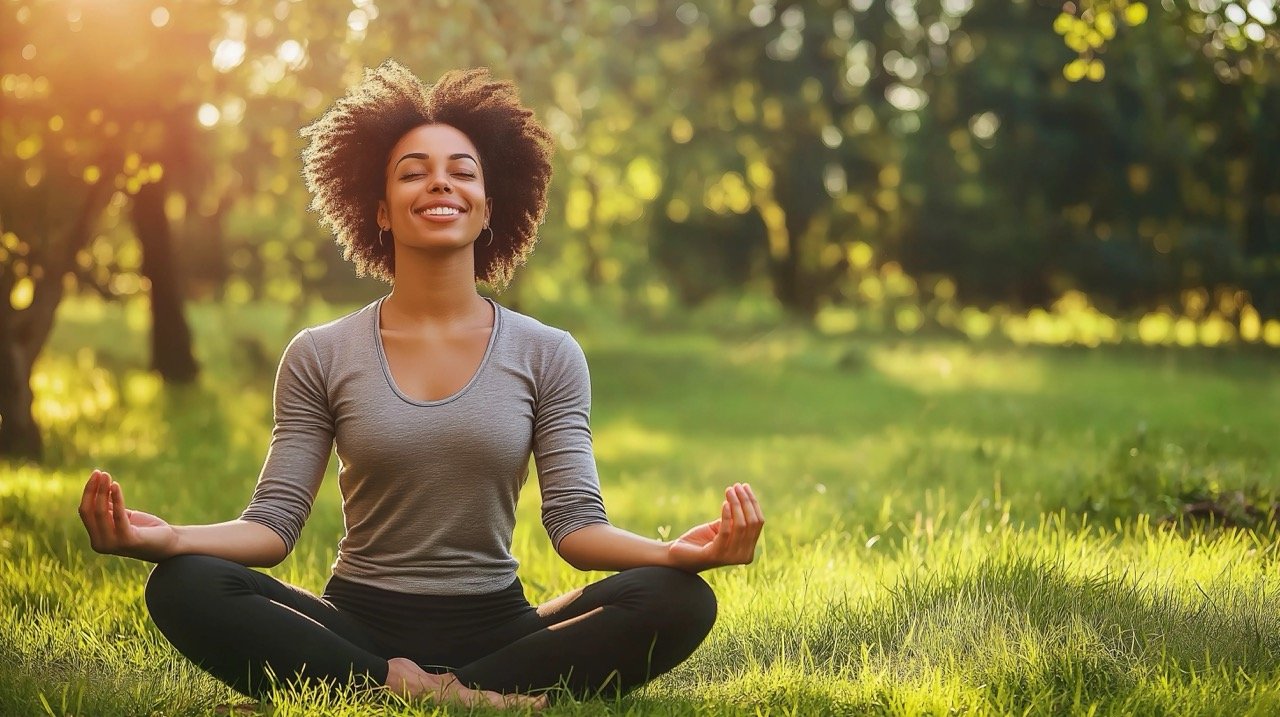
[4,296,1280,716]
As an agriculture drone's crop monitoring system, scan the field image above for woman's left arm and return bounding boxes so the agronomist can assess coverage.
[557,482,764,573]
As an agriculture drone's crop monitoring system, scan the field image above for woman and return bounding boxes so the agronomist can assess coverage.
[77,61,764,710]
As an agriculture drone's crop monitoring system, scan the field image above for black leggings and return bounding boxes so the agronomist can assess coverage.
[143,555,717,701]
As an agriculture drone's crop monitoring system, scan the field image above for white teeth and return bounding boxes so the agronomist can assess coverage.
[419,206,461,216]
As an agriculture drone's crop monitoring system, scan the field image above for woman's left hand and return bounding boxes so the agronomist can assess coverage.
[667,483,764,572]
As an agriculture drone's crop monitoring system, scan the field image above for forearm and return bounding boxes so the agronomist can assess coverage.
[556,523,676,572]
[171,520,289,567]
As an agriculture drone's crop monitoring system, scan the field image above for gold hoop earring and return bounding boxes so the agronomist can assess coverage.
[481,225,494,247]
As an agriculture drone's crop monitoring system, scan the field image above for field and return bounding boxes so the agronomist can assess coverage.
[3,296,1280,716]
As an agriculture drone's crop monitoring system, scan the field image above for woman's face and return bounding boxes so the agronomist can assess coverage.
[377,123,492,253]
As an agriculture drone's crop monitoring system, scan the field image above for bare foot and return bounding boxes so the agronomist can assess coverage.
[385,657,547,710]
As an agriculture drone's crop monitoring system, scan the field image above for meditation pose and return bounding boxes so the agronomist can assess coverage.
[77,61,765,709]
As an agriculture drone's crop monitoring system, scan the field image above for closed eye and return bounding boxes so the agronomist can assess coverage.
[398,172,476,180]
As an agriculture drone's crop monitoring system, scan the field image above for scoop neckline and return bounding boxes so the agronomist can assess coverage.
[372,295,502,407]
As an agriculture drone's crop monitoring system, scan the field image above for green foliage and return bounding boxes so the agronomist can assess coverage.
[5,0,1280,327]
[1054,0,1150,82]
[3,298,1280,714]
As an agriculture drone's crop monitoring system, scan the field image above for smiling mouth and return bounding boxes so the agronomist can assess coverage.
[415,206,465,217]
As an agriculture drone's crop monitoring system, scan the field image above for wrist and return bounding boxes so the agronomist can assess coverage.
[159,525,185,561]
[665,541,713,573]
[660,540,680,568]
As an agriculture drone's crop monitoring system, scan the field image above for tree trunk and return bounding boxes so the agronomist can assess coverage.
[0,304,40,460]
[769,176,826,321]
[0,178,112,461]
[133,179,199,383]
[583,176,604,287]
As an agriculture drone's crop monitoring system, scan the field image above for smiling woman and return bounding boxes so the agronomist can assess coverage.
[299,61,553,289]
[377,124,493,261]
[78,59,764,712]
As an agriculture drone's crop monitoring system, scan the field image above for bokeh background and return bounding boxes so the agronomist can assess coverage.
[5,3,1280,715]
[3,0,1278,460]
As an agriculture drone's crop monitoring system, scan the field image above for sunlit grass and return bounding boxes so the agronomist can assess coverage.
[805,265,1280,350]
[3,295,1280,715]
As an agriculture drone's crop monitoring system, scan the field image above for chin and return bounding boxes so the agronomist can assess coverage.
[401,235,476,251]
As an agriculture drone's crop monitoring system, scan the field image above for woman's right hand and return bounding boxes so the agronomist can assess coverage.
[78,469,179,562]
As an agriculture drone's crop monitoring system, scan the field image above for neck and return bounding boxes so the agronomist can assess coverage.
[383,244,489,327]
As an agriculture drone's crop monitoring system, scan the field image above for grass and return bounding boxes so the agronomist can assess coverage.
[3,294,1280,716]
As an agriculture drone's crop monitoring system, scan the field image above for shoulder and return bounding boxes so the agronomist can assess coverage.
[276,298,379,372]
[494,300,571,347]
[300,298,380,347]
[494,301,584,357]
[492,301,589,378]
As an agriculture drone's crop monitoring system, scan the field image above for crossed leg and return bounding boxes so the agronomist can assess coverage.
[144,555,524,707]
[454,566,718,700]
[144,556,716,706]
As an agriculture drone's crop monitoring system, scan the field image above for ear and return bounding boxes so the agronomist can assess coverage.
[484,197,493,227]
[376,200,389,231]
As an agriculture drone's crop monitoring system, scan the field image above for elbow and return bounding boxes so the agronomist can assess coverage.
[261,537,292,568]
[554,535,592,572]
[554,523,611,571]
[558,552,596,572]
[554,543,591,571]
[239,543,288,569]
[254,550,289,569]
[240,520,292,568]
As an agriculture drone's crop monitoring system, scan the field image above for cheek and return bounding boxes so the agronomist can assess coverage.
[384,182,414,209]
[470,184,490,211]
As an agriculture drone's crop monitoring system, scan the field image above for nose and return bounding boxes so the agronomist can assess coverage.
[427,171,453,193]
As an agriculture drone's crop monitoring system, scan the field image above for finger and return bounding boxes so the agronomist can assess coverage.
[736,484,760,526]
[735,485,759,558]
[110,482,131,536]
[727,484,748,552]
[743,483,764,525]
[80,471,105,543]
[728,484,747,525]
[96,471,116,542]
[718,497,732,539]
[79,469,100,524]
[742,485,764,548]
[92,471,111,532]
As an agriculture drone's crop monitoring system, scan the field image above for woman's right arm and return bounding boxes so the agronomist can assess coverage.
[82,329,333,567]
[79,469,288,566]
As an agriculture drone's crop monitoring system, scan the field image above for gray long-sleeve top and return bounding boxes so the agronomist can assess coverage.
[239,296,609,595]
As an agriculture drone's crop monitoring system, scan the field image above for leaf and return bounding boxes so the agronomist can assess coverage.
[10,277,35,311]
[1096,11,1117,39]
[1124,2,1149,26]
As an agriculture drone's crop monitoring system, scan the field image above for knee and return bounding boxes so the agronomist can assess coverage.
[144,554,239,619]
[628,566,718,637]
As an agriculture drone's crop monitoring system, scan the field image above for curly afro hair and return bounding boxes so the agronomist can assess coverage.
[299,60,554,290]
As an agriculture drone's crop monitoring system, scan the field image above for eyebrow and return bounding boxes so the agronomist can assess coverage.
[393,152,479,169]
